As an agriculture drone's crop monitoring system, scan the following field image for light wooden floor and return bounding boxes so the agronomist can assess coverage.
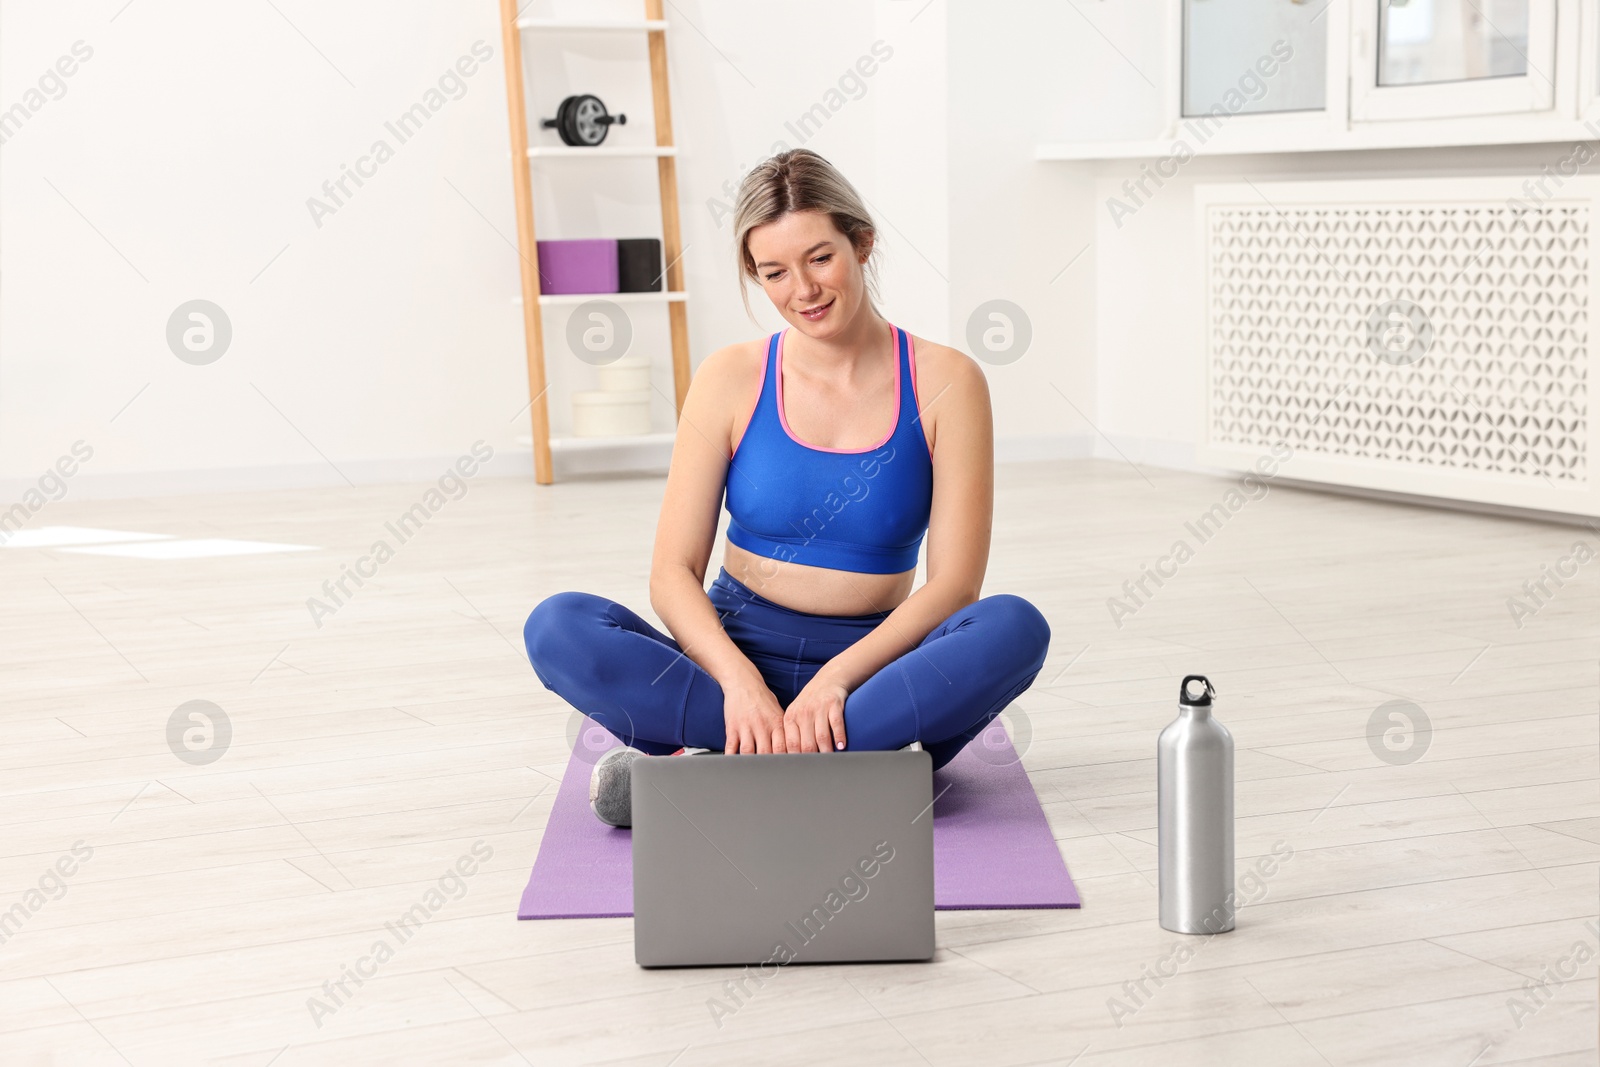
[2,457,1596,1066]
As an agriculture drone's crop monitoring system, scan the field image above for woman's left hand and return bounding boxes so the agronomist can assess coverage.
[783,677,851,753]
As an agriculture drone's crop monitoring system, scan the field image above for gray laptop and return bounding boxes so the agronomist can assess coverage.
[632,750,935,967]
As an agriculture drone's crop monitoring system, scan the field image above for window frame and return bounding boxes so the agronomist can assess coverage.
[1168,0,1350,141]
[1348,0,1558,121]
[1145,0,1589,156]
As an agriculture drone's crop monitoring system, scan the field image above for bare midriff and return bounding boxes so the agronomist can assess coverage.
[721,540,914,617]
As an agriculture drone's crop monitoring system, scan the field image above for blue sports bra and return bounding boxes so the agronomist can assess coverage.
[724,323,934,575]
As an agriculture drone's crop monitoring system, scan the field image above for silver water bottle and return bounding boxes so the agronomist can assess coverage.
[1158,675,1235,934]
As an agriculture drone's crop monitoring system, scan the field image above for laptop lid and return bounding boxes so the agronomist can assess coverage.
[632,750,935,968]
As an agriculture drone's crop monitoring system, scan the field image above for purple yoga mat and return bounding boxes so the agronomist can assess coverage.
[518,719,1080,918]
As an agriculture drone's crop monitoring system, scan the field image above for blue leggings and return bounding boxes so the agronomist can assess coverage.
[522,567,1051,772]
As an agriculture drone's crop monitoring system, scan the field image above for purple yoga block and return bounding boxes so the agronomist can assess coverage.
[536,239,619,295]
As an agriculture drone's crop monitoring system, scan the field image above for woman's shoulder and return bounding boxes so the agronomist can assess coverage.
[904,331,988,399]
[699,335,768,376]
[897,332,989,457]
[681,337,769,443]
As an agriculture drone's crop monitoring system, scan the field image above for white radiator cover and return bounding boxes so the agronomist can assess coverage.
[1195,177,1597,519]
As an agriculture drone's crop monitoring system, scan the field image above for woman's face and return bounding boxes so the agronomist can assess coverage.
[747,210,871,337]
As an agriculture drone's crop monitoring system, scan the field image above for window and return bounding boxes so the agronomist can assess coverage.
[1182,0,1330,116]
[1351,0,1555,119]
[1378,0,1531,85]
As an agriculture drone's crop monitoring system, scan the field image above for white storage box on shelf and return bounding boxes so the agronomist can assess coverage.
[573,389,651,437]
[598,355,651,393]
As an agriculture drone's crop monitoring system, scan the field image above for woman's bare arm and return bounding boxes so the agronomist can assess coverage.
[650,343,787,753]
[647,343,765,689]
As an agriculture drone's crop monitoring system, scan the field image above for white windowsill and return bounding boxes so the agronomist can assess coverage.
[1037,112,1600,162]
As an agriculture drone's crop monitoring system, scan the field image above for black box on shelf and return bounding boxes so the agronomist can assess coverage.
[617,238,663,292]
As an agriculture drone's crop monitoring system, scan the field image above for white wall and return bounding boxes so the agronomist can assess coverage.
[2,0,527,494]
[7,1,1563,500]
[0,0,974,497]
[945,1,1142,464]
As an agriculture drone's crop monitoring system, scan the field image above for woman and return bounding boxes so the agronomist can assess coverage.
[523,148,1050,827]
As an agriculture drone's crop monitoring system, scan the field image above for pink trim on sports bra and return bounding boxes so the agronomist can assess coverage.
[776,325,901,455]
[906,329,932,460]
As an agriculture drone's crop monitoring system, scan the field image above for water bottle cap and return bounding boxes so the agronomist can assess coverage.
[1179,675,1215,707]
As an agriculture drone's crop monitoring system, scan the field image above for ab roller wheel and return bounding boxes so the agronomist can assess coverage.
[541,94,627,147]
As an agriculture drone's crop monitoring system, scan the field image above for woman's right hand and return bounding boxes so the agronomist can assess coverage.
[721,672,789,754]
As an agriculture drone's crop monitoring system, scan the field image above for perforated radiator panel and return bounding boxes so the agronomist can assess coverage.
[1196,178,1596,515]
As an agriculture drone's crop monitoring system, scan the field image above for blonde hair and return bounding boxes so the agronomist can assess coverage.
[732,148,882,323]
